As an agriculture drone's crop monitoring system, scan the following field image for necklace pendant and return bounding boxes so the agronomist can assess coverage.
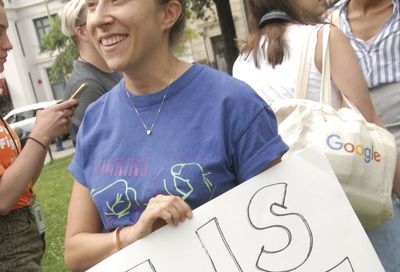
[146,129,152,136]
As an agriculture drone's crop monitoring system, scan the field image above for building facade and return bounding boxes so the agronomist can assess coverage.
[2,0,68,109]
[1,0,250,110]
[187,0,250,72]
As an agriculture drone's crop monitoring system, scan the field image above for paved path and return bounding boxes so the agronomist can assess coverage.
[44,139,75,165]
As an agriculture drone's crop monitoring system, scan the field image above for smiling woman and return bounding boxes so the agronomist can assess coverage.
[63,0,289,270]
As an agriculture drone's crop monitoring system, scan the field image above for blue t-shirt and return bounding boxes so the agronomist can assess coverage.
[69,63,288,231]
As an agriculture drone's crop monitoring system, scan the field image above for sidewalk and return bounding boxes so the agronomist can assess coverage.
[44,139,75,165]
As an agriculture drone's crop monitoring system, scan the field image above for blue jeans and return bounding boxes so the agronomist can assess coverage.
[367,194,400,272]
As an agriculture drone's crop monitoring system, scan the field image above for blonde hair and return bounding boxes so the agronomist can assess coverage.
[61,0,86,38]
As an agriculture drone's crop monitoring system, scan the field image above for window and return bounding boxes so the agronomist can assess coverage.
[33,14,57,41]
[211,35,227,72]
[242,0,253,31]
[47,69,66,100]
[6,109,39,124]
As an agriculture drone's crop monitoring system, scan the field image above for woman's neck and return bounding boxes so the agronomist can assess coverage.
[346,0,394,41]
[79,44,113,74]
[123,56,188,96]
[348,0,392,14]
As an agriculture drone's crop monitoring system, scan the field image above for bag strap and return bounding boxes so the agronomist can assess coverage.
[295,24,331,105]
[321,19,368,121]
[320,24,332,105]
[295,19,368,121]
[294,25,321,99]
[340,89,369,122]
[330,9,342,29]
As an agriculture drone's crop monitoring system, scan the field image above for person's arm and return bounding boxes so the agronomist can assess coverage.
[64,181,110,271]
[394,155,400,199]
[0,100,78,214]
[315,26,384,127]
[316,27,400,197]
[64,181,192,271]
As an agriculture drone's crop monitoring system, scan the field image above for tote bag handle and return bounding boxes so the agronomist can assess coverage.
[294,25,320,100]
[295,23,365,120]
[294,24,332,105]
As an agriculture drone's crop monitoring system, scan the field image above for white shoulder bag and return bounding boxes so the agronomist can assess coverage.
[271,25,396,229]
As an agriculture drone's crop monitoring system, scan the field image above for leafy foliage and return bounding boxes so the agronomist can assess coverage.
[188,0,238,74]
[187,0,214,20]
[173,27,198,58]
[39,16,79,82]
[39,17,65,52]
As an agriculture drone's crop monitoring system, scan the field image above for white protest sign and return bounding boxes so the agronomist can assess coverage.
[88,147,383,272]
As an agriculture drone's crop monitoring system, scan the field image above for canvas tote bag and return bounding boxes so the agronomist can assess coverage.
[270,25,397,229]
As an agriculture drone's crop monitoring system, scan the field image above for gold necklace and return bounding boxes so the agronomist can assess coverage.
[125,79,173,136]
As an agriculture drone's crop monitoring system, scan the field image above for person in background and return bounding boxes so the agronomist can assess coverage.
[55,136,65,151]
[233,0,383,126]
[63,0,288,270]
[330,0,400,270]
[61,0,121,146]
[0,1,78,270]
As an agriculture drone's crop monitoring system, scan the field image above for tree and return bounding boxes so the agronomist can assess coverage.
[188,0,239,74]
[39,16,79,82]
[174,27,197,60]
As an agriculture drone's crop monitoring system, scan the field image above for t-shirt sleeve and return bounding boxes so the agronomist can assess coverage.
[234,105,288,183]
[68,126,88,186]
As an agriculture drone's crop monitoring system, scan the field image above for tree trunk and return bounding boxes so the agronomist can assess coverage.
[212,0,239,75]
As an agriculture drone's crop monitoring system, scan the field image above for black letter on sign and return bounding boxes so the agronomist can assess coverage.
[248,183,313,272]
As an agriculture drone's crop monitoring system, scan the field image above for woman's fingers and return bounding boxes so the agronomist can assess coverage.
[56,98,79,110]
[62,108,75,118]
[145,195,193,227]
[154,195,192,222]
[128,195,193,242]
[173,196,193,220]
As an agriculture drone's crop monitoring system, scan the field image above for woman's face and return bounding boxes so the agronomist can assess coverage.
[293,0,327,17]
[86,0,167,73]
[0,7,13,73]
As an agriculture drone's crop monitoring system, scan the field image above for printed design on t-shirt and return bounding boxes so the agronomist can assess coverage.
[163,163,213,200]
[91,179,139,219]
[0,125,18,150]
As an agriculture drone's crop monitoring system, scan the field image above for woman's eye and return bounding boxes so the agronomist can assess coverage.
[87,0,97,8]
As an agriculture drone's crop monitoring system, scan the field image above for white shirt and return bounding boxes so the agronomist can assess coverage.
[233,24,340,108]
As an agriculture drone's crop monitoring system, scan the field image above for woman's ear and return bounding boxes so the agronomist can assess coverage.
[160,0,182,31]
[75,25,90,43]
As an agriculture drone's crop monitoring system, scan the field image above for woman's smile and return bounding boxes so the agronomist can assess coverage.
[101,34,128,47]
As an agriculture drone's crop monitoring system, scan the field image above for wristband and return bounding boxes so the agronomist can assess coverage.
[112,227,123,250]
[27,136,47,150]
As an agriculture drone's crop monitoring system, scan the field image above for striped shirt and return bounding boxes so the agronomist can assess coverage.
[333,0,400,88]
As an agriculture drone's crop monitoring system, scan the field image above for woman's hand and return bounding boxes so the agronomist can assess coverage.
[30,99,78,146]
[119,195,193,248]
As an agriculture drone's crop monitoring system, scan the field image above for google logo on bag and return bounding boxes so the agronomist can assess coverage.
[326,134,381,163]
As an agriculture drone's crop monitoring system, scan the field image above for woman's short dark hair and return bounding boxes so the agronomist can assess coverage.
[157,0,186,46]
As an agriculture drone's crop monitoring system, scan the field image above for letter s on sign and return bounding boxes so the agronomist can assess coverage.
[247,183,313,271]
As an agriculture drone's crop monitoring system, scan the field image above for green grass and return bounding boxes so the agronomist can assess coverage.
[34,155,74,272]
